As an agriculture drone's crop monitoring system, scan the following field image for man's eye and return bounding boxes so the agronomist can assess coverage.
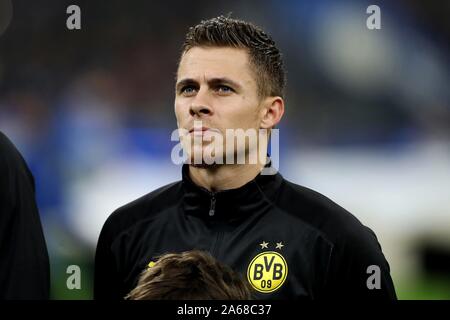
[217,85,233,93]
[181,86,197,95]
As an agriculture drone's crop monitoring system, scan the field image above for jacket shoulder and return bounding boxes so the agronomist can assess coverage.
[99,180,182,241]
[276,178,376,245]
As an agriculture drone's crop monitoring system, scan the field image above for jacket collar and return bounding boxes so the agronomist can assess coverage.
[181,161,283,221]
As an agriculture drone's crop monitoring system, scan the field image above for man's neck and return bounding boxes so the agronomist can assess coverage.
[188,159,266,192]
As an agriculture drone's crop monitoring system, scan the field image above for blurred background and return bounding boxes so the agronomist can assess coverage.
[0,0,449,299]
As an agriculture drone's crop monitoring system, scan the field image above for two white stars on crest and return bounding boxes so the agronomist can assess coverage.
[260,241,284,250]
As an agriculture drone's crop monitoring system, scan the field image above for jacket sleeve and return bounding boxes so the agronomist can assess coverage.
[0,132,50,300]
[94,217,123,300]
[322,225,397,299]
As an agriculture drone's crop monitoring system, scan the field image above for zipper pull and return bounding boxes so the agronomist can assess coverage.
[209,196,216,216]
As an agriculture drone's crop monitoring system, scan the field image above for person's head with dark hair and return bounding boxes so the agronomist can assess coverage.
[125,250,253,300]
[180,15,286,99]
[175,15,285,168]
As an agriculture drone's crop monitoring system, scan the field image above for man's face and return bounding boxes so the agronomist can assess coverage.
[175,46,264,164]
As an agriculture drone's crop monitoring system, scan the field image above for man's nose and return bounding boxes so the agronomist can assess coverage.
[189,89,213,117]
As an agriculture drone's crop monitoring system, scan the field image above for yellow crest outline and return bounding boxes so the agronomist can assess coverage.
[247,250,288,293]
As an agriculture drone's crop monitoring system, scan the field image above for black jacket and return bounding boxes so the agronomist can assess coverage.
[95,163,396,300]
[0,132,50,300]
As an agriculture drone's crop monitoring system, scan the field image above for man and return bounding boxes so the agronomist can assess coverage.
[95,16,397,299]
[126,250,252,300]
[0,131,50,299]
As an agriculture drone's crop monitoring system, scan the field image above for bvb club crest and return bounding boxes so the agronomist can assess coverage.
[247,241,288,293]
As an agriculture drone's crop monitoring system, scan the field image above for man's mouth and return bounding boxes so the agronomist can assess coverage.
[189,127,210,133]
[188,127,222,137]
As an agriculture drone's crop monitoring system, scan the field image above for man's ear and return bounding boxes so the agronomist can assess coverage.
[260,96,285,129]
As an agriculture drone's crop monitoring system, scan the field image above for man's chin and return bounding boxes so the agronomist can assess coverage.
[186,153,224,168]
[189,162,220,169]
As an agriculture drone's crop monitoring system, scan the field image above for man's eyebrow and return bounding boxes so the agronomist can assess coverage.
[175,77,242,91]
[176,78,198,91]
[208,77,242,90]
